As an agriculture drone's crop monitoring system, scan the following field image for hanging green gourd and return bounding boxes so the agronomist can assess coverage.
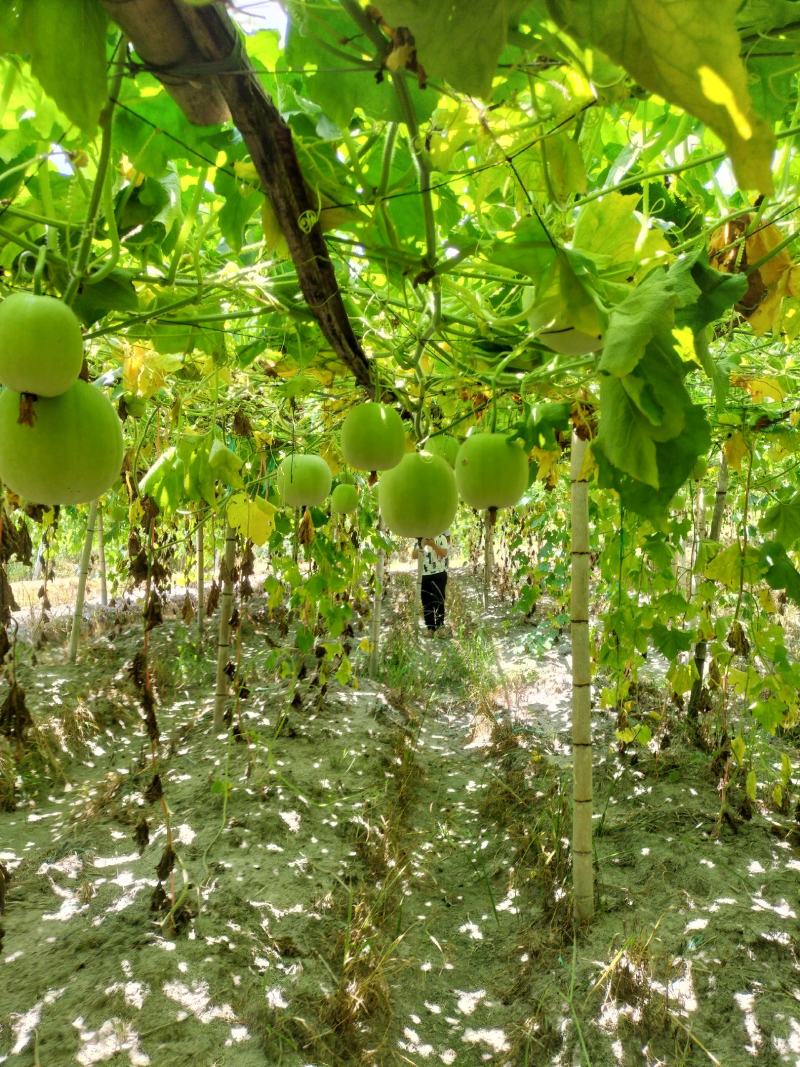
[0,380,123,505]
[0,292,84,398]
[454,432,529,510]
[276,454,332,507]
[377,451,458,538]
[424,433,459,469]
[341,402,405,472]
[331,482,359,515]
[455,432,529,609]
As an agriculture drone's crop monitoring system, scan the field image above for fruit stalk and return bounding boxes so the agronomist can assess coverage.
[570,430,593,923]
[68,500,98,664]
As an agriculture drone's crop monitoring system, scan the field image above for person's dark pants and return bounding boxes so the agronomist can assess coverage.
[421,571,447,631]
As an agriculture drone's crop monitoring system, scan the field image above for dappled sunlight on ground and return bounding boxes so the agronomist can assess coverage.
[1,569,799,1064]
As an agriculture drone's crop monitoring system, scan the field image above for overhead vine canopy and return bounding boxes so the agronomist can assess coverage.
[0,0,798,515]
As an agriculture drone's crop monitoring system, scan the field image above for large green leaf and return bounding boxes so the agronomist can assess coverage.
[595,403,710,519]
[377,0,526,98]
[9,0,108,134]
[549,0,775,192]
[599,271,680,377]
[596,375,659,487]
[759,541,800,605]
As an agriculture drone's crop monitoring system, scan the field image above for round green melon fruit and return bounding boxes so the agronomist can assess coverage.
[0,380,123,504]
[424,434,459,469]
[331,482,359,515]
[691,456,707,481]
[455,433,529,510]
[377,451,458,538]
[0,292,84,397]
[277,454,332,507]
[341,402,405,471]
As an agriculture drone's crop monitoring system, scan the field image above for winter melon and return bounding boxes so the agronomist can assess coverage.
[377,451,458,538]
[0,380,123,504]
[331,482,359,515]
[276,454,332,507]
[0,292,84,397]
[341,402,405,471]
[424,434,459,469]
[455,433,529,510]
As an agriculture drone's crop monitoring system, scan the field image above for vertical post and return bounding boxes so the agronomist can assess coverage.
[483,508,496,611]
[416,539,424,633]
[688,455,729,718]
[570,431,593,923]
[213,525,237,730]
[368,522,385,679]
[68,500,98,665]
[97,506,108,608]
[196,514,205,637]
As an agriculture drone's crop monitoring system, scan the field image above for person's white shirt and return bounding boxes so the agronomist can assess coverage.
[421,532,449,576]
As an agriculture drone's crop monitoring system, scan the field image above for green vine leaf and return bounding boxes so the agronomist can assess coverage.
[11,0,108,134]
[549,0,775,192]
[377,0,527,98]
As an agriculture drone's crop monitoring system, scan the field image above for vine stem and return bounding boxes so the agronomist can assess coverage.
[62,35,127,305]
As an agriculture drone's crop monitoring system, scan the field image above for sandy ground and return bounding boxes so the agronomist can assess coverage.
[1,569,799,1066]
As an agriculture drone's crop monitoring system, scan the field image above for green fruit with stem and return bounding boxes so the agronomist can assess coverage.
[424,434,459,468]
[331,482,359,514]
[0,380,123,504]
[341,402,405,471]
[455,432,529,509]
[277,454,332,507]
[0,292,84,397]
[377,451,458,537]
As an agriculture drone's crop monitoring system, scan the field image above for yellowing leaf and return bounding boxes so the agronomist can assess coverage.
[731,734,746,766]
[705,543,762,590]
[123,345,182,399]
[758,587,777,614]
[261,197,289,259]
[358,638,371,654]
[227,493,277,546]
[667,660,697,695]
[532,447,561,487]
[672,326,699,367]
[233,159,258,182]
[550,0,775,193]
[745,768,758,802]
[731,375,785,403]
[724,431,749,471]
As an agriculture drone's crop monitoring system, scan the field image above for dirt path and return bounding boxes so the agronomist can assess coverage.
[2,569,800,1066]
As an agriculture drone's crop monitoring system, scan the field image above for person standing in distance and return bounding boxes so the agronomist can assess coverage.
[413,531,450,637]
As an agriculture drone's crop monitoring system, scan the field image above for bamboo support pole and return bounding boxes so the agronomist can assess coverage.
[97,506,108,608]
[196,515,205,637]
[570,432,593,923]
[688,455,729,718]
[213,526,237,730]
[483,508,496,611]
[368,522,385,679]
[68,500,98,664]
[416,538,424,633]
